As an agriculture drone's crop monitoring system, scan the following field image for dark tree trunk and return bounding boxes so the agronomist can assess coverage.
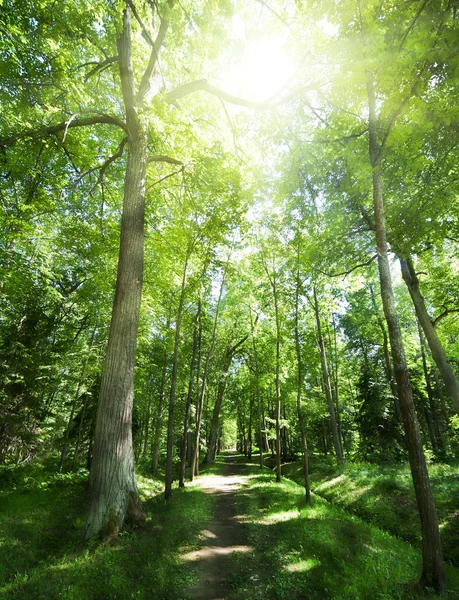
[249,308,264,468]
[401,256,459,417]
[366,74,445,592]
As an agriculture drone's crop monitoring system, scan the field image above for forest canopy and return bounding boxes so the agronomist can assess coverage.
[1,0,459,595]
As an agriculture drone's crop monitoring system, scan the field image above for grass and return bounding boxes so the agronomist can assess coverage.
[0,461,215,599]
[279,456,459,566]
[222,455,459,599]
[0,454,458,599]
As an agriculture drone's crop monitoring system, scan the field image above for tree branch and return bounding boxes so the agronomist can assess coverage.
[433,307,459,327]
[315,254,378,278]
[148,154,183,165]
[166,78,301,109]
[84,56,119,81]
[0,114,128,147]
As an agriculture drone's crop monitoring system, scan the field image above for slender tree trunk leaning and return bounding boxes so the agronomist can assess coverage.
[294,261,311,503]
[85,8,149,538]
[190,269,226,481]
[400,256,459,417]
[366,74,445,592]
[165,253,189,499]
[313,286,344,462]
[179,301,200,488]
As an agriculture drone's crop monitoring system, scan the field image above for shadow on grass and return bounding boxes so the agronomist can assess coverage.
[225,473,459,600]
[0,479,215,600]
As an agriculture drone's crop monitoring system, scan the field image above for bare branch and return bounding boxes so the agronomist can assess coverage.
[147,166,185,190]
[433,307,459,327]
[166,78,303,109]
[148,154,183,165]
[399,0,429,51]
[0,114,128,148]
[253,0,293,31]
[126,0,155,47]
[84,56,119,81]
[315,254,378,278]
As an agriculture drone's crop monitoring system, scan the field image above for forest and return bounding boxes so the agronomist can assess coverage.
[1,0,459,598]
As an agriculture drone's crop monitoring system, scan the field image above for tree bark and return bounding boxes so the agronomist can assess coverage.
[366,74,445,592]
[165,253,189,499]
[400,256,459,417]
[313,286,344,462]
[85,7,148,539]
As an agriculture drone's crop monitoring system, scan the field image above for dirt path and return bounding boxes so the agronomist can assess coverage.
[181,456,252,600]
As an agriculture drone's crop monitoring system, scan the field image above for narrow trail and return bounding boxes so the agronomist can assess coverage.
[181,456,251,600]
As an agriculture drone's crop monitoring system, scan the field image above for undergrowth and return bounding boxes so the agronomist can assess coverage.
[279,456,459,565]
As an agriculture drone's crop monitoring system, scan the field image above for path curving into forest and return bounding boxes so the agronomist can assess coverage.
[181,456,251,600]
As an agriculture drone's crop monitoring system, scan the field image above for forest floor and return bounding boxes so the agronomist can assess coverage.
[1,454,459,599]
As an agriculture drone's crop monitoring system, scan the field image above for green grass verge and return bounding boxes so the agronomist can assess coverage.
[225,468,459,599]
[279,457,459,566]
[0,464,214,600]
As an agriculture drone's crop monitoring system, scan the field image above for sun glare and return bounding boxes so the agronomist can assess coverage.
[220,16,296,103]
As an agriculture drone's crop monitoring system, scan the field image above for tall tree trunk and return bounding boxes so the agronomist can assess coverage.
[165,253,189,499]
[417,322,444,458]
[151,357,169,473]
[179,301,200,488]
[369,283,402,420]
[366,74,445,592]
[249,308,263,468]
[294,259,311,503]
[190,269,226,481]
[263,258,282,482]
[313,286,344,462]
[85,8,148,538]
[401,256,459,417]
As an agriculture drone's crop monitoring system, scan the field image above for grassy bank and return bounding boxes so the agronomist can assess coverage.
[0,463,214,599]
[278,456,459,566]
[222,455,459,599]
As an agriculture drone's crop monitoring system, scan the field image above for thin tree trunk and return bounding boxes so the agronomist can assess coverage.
[401,256,459,417]
[250,308,264,469]
[165,253,189,499]
[418,322,444,458]
[151,359,169,473]
[190,268,226,481]
[179,301,200,488]
[262,258,282,482]
[369,283,402,420]
[313,286,344,462]
[294,258,311,503]
[367,73,445,592]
